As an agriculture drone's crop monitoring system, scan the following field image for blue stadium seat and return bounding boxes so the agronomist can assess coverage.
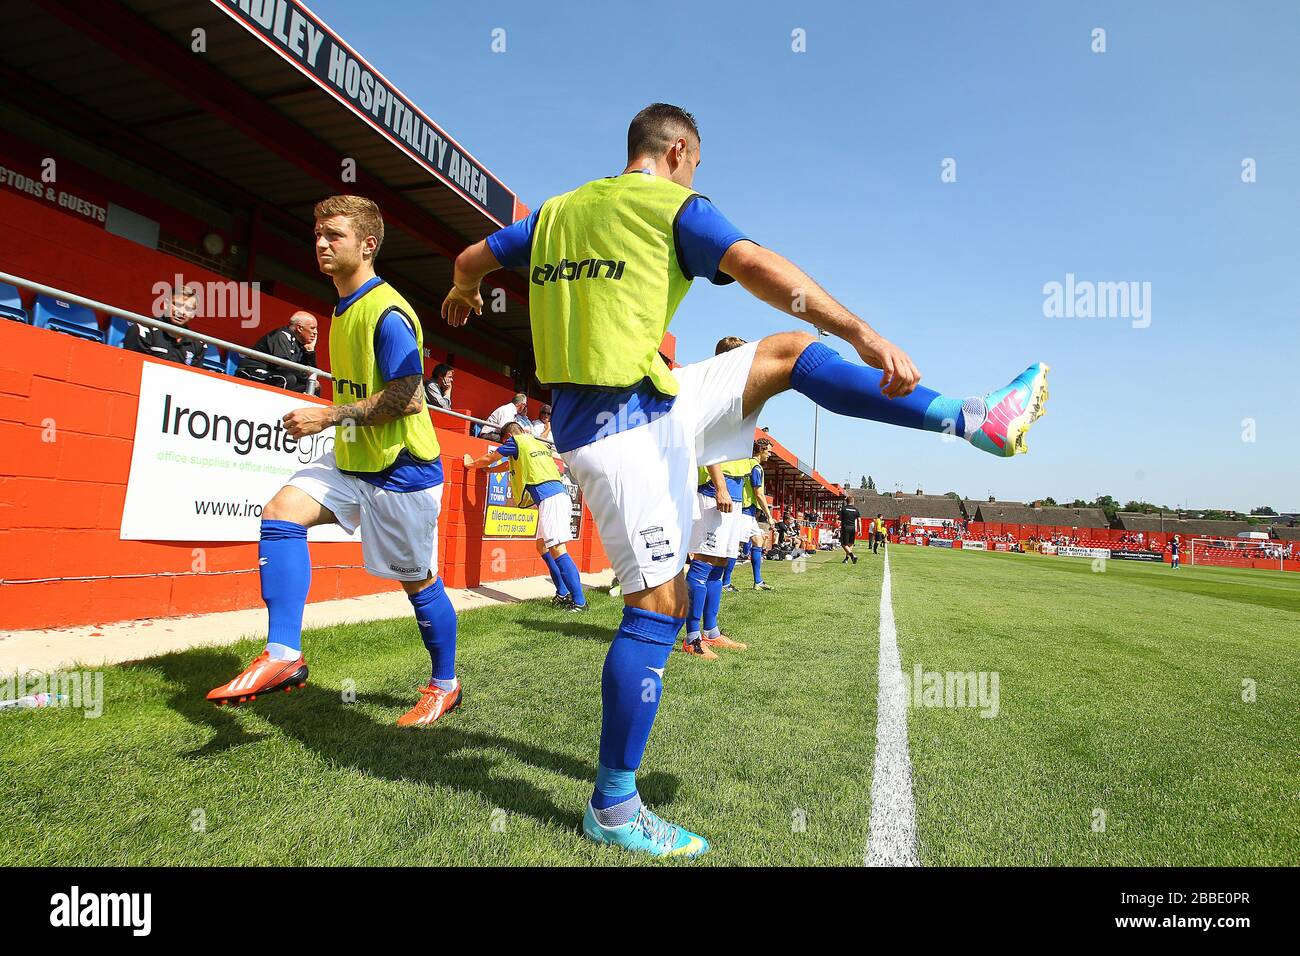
[225,351,242,376]
[200,344,224,374]
[33,295,103,343]
[0,282,28,323]
[106,316,131,348]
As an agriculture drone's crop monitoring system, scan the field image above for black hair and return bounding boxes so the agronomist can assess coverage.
[628,103,699,160]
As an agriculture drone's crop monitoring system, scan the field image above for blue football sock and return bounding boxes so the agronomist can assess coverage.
[541,551,569,598]
[555,552,585,606]
[702,563,725,632]
[591,606,683,809]
[739,541,751,560]
[259,520,310,658]
[409,577,458,688]
[685,558,711,641]
[791,341,974,438]
[722,556,737,586]
[592,766,640,818]
[751,547,765,584]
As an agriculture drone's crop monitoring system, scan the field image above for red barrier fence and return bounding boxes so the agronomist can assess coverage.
[0,320,609,630]
[895,520,1298,572]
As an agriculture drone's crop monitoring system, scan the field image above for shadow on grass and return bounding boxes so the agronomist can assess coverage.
[134,646,678,829]
[467,585,527,604]
[519,616,615,644]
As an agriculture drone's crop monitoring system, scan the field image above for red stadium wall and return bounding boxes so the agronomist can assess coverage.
[0,321,609,631]
[0,188,320,354]
[901,520,1298,571]
[0,186,528,419]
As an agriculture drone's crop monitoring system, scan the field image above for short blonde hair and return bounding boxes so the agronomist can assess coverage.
[314,195,385,259]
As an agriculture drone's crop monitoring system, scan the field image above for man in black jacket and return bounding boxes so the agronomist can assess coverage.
[838,500,861,563]
[235,311,318,393]
[124,284,202,367]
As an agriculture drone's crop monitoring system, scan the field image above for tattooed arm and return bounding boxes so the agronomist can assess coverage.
[281,374,425,438]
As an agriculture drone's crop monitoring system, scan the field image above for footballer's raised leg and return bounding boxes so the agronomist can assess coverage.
[443,103,1049,858]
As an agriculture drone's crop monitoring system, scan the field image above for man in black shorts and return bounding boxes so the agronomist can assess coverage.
[838,500,861,564]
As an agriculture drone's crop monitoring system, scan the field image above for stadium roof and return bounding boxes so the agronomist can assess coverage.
[975,503,1109,528]
[1114,513,1258,536]
[759,432,844,509]
[4,0,533,364]
[848,490,964,521]
[961,498,1025,515]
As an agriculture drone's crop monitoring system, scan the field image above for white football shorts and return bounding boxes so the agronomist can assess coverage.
[287,450,442,582]
[562,341,760,594]
[536,489,574,549]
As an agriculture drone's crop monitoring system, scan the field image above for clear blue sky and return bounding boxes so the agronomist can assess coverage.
[315,0,1299,512]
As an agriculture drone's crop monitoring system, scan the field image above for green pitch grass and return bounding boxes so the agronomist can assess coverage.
[2,548,1295,865]
[891,547,1299,865]
[0,556,879,866]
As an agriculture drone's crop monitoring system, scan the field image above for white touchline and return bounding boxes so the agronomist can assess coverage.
[865,547,920,866]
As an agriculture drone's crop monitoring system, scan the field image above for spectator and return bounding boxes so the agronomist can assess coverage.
[235,311,319,393]
[482,392,529,441]
[125,283,201,367]
[774,516,792,547]
[425,363,454,410]
[531,403,554,442]
[837,499,861,563]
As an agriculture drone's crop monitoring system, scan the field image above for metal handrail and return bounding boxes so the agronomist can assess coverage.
[1,270,322,380]
[0,270,549,443]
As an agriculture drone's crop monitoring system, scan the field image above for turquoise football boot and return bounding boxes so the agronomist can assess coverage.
[582,803,710,859]
[968,362,1050,457]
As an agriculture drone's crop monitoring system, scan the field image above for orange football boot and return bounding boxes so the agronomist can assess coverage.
[206,650,307,706]
[397,682,462,726]
[679,639,718,659]
[701,633,747,651]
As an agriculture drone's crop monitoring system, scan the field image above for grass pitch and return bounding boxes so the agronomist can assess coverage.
[2,547,1295,866]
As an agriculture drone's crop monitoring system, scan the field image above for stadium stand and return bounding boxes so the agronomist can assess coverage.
[1115,512,1259,537]
[0,0,574,630]
[0,281,27,322]
[756,433,846,548]
[199,344,224,374]
[105,315,130,348]
[33,295,103,343]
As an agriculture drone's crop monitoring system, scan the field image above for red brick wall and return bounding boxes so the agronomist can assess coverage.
[0,320,608,630]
